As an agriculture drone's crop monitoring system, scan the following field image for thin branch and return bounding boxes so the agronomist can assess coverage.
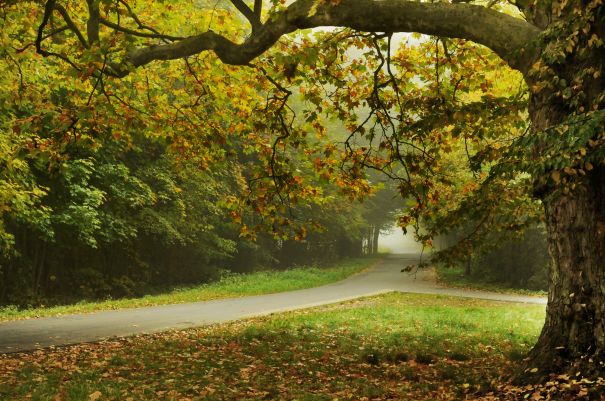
[386,34,404,120]
[36,1,86,71]
[252,63,292,96]
[249,63,296,208]
[464,135,479,179]
[87,50,110,105]
[229,0,261,30]
[36,0,58,57]
[15,25,69,53]
[434,38,441,99]
[116,0,175,41]
[440,37,452,62]
[184,58,210,108]
[3,52,25,99]
[451,75,465,102]
[53,4,89,48]
[99,17,185,41]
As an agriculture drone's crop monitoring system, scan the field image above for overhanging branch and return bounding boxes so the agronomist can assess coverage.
[104,0,541,76]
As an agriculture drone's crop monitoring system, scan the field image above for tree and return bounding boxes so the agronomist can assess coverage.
[3,0,604,379]
[0,3,377,305]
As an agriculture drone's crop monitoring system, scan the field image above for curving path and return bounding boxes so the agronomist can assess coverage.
[0,254,546,353]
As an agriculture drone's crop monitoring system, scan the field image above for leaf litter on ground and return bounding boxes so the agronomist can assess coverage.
[1,293,601,400]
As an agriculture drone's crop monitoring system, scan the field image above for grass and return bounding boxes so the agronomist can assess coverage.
[0,256,380,322]
[0,292,548,401]
[436,264,547,297]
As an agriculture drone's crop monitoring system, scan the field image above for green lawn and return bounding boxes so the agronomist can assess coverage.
[0,293,551,401]
[436,265,547,296]
[0,257,379,322]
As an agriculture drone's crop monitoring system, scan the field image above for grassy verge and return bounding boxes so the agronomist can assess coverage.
[0,292,553,401]
[0,256,380,322]
[436,264,547,297]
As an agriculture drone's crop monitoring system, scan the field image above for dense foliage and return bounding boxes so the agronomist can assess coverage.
[0,5,399,307]
[438,226,549,291]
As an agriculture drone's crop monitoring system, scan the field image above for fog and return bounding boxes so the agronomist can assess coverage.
[378,225,424,254]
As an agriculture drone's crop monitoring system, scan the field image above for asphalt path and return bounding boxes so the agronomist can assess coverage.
[0,254,546,353]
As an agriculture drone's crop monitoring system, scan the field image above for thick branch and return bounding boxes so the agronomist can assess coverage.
[86,0,100,44]
[114,0,541,76]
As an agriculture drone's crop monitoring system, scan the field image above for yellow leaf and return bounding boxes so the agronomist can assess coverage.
[530,367,539,373]
[307,0,322,17]
[88,391,102,401]
[551,170,561,183]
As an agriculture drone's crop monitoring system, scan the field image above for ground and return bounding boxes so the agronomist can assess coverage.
[0,255,545,353]
[2,294,602,400]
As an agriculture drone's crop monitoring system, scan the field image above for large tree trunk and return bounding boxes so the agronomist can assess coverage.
[528,171,605,375]
[525,34,605,374]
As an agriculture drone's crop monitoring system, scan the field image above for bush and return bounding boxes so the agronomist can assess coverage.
[472,227,549,291]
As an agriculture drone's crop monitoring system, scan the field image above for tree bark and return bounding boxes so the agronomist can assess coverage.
[524,35,605,375]
[528,170,605,376]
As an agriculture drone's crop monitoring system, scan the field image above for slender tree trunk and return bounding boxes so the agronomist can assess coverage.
[363,228,372,255]
[464,255,472,277]
[0,258,7,303]
[33,240,42,296]
[38,241,48,297]
[372,226,380,255]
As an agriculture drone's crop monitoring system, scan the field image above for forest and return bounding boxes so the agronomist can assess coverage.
[0,2,409,306]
